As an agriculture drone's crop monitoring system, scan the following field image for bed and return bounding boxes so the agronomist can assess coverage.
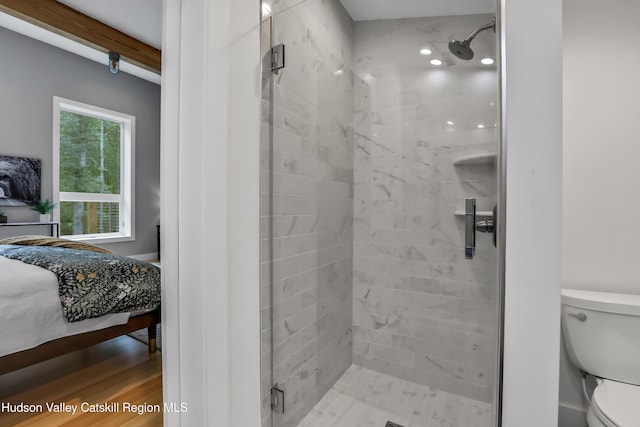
[0,236,161,376]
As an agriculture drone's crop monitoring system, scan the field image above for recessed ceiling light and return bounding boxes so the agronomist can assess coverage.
[420,48,432,56]
[477,124,485,129]
[430,59,442,66]
[481,58,494,65]
[447,121,454,125]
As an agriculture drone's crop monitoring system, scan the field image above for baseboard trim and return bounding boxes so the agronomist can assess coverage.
[127,252,157,261]
[558,402,587,427]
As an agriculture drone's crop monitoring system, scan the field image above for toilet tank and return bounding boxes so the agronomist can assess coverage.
[561,289,640,385]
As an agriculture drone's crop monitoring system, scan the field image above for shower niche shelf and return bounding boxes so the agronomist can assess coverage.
[454,210,493,217]
[453,152,496,166]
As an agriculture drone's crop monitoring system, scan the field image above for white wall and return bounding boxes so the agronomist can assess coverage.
[501,0,563,425]
[560,0,640,421]
[563,0,640,294]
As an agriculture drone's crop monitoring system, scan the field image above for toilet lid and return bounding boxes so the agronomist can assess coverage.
[592,380,640,426]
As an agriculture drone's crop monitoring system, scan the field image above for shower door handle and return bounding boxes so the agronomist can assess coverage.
[465,199,477,259]
[465,199,497,259]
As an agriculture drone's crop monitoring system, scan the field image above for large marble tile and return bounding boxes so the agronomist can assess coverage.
[263,1,355,427]
[263,3,500,425]
[352,14,499,401]
[298,364,493,427]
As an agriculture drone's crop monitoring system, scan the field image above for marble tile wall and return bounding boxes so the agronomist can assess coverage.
[260,1,354,427]
[351,15,499,403]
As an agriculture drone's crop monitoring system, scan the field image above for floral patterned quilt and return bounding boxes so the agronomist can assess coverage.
[0,244,160,322]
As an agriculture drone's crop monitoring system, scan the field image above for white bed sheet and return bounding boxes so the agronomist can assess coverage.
[0,255,130,358]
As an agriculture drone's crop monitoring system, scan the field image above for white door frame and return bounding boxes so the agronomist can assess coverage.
[499,0,562,425]
[160,0,262,425]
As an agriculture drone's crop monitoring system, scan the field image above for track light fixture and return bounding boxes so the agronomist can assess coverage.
[108,52,120,74]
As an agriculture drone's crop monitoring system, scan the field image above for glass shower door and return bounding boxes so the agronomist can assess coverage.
[261,1,502,426]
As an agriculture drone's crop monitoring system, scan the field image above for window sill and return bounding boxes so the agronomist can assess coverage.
[63,234,135,245]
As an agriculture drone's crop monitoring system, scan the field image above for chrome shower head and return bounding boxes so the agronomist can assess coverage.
[448,17,496,61]
[448,40,474,60]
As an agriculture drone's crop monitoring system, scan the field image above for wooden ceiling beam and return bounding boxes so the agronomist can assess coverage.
[0,0,161,73]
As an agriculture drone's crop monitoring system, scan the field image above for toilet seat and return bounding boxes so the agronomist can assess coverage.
[590,379,640,426]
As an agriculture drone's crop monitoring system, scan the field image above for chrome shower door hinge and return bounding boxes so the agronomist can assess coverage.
[271,386,285,413]
[271,44,285,73]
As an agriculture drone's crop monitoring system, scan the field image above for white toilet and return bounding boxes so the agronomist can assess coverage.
[561,289,640,426]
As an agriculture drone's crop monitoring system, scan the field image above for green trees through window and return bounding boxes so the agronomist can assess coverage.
[59,111,121,195]
[59,111,122,236]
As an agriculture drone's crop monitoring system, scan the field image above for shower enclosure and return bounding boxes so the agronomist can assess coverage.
[260,1,502,426]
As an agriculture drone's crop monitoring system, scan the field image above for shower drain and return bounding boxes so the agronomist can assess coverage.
[385,422,404,427]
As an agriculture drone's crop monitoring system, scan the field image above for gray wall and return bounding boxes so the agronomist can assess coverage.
[0,26,160,256]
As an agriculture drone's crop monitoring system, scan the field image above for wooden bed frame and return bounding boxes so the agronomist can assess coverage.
[0,308,160,376]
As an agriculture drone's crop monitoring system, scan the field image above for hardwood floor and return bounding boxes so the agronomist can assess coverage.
[0,336,162,426]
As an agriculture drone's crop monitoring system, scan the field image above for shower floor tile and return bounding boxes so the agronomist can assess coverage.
[297,365,493,427]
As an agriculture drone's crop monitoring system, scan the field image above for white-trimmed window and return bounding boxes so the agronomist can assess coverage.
[53,97,135,243]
